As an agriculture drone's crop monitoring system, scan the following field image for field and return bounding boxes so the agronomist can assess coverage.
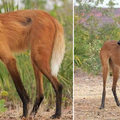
[74,69,120,120]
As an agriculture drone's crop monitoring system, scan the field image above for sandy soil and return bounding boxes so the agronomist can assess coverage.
[0,103,73,120]
[74,69,120,120]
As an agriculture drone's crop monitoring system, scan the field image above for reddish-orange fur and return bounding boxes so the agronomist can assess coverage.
[0,10,56,52]
[0,10,65,119]
[100,40,120,109]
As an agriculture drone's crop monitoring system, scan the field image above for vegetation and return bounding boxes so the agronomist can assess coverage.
[0,0,73,110]
[0,99,7,113]
[74,0,120,74]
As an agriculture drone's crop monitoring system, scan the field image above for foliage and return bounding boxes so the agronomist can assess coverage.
[0,99,7,113]
[1,91,8,97]
[74,15,89,68]
[98,23,120,40]
[0,0,73,108]
[21,0,47,10]
[74,0,120,74]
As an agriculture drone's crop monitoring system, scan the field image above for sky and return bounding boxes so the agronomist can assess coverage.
[74,0,120,8]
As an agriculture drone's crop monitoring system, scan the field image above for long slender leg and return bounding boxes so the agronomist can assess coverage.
[51,76,63,119]
[0,49,29,117]
[111,65,120,106]
[32,56,63,119]
[100,62,109,109]
[30,62,44,116]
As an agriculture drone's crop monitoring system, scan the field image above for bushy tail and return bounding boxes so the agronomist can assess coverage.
[51,19,65,77]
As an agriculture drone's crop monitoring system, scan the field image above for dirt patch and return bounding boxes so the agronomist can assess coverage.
[0,104,73,120]
[74,69,120,120]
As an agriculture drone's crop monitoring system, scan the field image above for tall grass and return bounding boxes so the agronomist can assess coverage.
[0,0,73,107]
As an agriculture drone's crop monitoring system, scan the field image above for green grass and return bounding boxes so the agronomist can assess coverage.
[0,99,7,113]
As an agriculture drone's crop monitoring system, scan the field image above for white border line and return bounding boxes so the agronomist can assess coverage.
[73,0,74,120]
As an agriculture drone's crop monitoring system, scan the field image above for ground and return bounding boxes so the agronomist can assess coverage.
[74,69,120,120]
[0,103,73,120]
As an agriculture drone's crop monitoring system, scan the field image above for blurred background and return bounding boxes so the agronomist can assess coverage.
[0,0,73,114]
